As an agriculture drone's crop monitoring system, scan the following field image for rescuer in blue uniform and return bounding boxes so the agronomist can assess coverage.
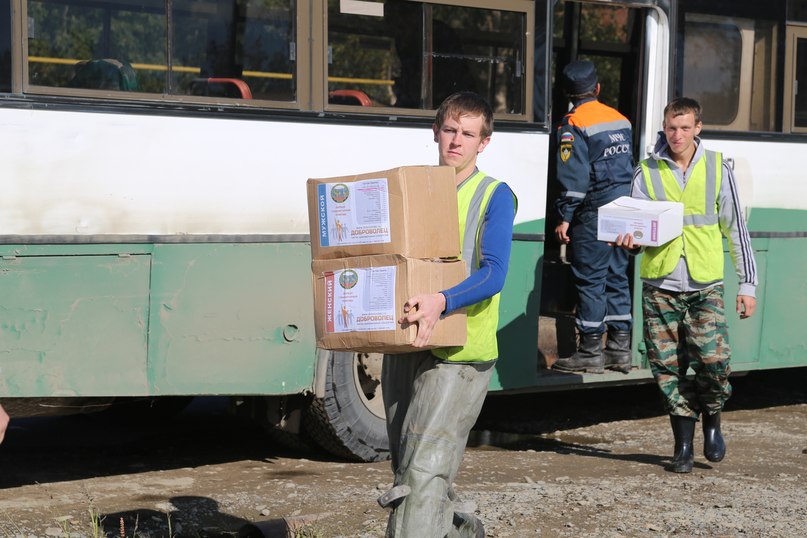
[552,60,635,374]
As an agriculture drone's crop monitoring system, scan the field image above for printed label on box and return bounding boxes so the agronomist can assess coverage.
[599,217,659,242]
[323,266,397,333]
[317,178,392,247]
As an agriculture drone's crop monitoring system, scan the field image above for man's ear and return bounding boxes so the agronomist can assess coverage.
[694,121,703,136]
[432,123,439,143]
[477,136,491,154]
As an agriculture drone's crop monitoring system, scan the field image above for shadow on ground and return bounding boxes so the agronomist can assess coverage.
[473,366,807,442]
[0,368,804,489]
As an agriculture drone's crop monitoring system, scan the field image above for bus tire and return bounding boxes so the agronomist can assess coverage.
[304,350,390,462]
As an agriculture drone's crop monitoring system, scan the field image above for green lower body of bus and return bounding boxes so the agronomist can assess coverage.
[1,209,806,399]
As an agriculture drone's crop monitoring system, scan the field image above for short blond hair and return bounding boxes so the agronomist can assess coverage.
[434,92,493,138]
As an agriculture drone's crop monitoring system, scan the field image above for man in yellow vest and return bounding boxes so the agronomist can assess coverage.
[378,92,516,537]
[617,97,757,473]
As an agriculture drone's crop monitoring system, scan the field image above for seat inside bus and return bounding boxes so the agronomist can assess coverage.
[68,59,138,91]
[189,78,253,99]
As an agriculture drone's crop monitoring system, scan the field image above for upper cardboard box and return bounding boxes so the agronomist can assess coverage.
[307,166,460,260]
[597,196,684,247]
[311,254,467,354]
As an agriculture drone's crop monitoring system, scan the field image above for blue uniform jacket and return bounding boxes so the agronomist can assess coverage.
[554,97,634,222]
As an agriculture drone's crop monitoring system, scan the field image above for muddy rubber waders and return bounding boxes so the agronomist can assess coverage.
[381,353,494,538]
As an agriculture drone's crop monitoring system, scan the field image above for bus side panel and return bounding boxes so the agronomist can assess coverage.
[721,240,766,367]
[490,234,544,391]
[0,253,150,396]
[147,242,316,395]
[757,235,807,368]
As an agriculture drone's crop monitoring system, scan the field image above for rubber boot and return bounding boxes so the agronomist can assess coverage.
[604,330,631,374]
[668,415,696,473]
[702,412,726,462]
[552,333,604,374]
[451,512,485,538]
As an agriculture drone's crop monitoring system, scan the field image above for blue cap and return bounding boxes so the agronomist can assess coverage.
[562,61,598,95]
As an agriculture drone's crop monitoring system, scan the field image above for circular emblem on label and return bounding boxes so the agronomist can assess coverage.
[331,183,350,203]
[634,231,644,239]
[339,269,358,289]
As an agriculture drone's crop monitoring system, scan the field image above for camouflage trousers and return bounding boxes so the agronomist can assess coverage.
[642,284,732,418]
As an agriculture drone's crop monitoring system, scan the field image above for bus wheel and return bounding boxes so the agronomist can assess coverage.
[304,350,390,462]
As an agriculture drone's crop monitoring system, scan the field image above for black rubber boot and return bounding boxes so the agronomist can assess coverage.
[702,412,726,462]
[604,330,631,373]
[552,333,604,374]
[668,415,696,473]
[452,512,485,538]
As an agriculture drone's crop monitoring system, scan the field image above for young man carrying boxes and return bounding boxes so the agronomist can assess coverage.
[378,92,516,538]
[308,91,516,537]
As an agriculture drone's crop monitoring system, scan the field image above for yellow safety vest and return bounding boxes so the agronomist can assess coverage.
[639,150,724,282]
[433,171,517,362]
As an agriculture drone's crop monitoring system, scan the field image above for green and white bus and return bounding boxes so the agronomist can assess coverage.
[0,0,805,461]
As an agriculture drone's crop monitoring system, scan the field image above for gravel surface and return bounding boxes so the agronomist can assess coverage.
[0,368,805,537]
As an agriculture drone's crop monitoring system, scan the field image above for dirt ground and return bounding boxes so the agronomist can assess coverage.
[0,368,805,538]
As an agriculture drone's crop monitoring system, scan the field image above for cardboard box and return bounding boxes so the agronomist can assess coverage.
[307,166,460,260]
[597,196,684,246]
[312,254,467,353]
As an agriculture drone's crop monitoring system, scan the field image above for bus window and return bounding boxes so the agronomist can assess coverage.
[784,25,807,132]
[550,2,643,127]
[0,2,9,92]
[681,16,743,126]
[26,0,296,101]
[171,0,295,101]
[326,0,529,116]
[794,36,807,128]
[677,2,779,132]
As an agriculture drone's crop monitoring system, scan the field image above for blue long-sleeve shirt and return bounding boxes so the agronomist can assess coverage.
[441,183,515,313]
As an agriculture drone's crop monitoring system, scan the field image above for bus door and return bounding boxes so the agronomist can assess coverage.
[539,0,647,366]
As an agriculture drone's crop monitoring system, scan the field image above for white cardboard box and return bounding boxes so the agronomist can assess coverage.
[597,196,684,246]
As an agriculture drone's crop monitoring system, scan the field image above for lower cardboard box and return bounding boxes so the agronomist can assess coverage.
[311,254,467,353]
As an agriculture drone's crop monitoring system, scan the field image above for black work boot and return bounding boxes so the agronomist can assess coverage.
[702,412,726,462]
[668,415,696,473]
[604,330,632,373]
[552,333,604,374]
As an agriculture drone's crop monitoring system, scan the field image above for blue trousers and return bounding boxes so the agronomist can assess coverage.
[570,208,632,335]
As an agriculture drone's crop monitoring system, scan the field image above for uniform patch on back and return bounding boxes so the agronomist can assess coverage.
[560,132,574,162]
